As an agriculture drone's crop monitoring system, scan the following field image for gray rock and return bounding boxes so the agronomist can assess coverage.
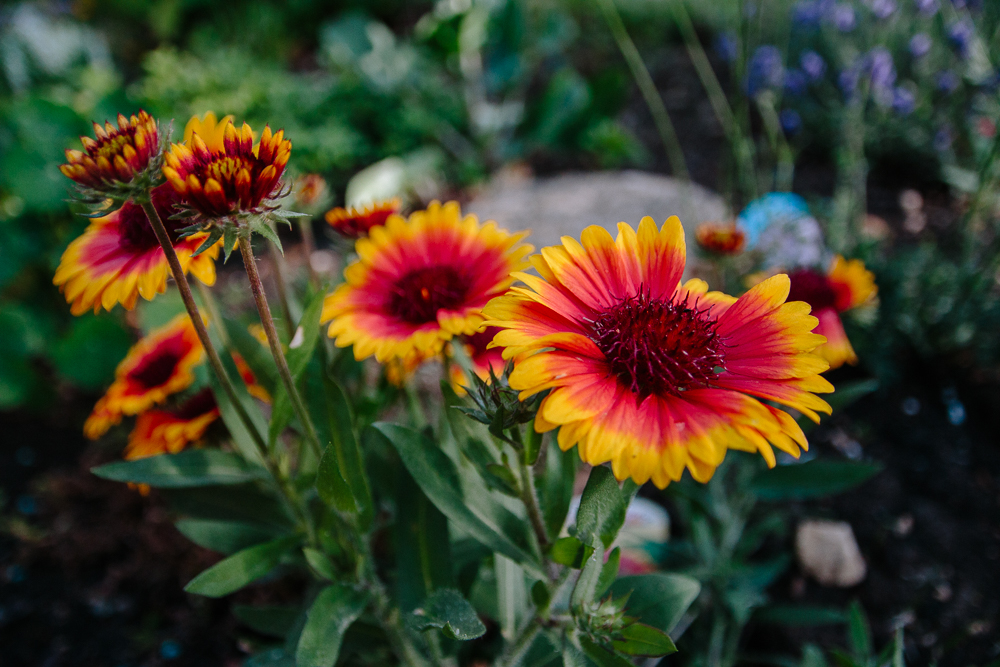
[795,519,867,587]
[466,170,730,260]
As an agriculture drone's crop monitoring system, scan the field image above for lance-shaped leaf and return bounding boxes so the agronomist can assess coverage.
[751,460,883,501]
[296,584,370,667]
[175,518,287,555]
[612,622,677,657]
[609,574,701,635]
[316,377,372,526]
[550,536,594,569]
[92,450,267,488]
[185,536,299,598]
[409,588,486,640]
[574,466,633,548]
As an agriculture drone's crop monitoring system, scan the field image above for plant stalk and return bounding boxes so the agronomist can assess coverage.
[140,201,267,456]
[517,446,550,552]
[298,217,320,288]
[267,238,297,339]
[598,0,689,180]
[238,235,324,460]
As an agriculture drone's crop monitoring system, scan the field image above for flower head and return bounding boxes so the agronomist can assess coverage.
[54,183,221,315]
[84,314,204,439]
[786,256,877,368]
[910,33,932,58]
[746,45,785,96]
[325,198,402,238]
[484,217,833,487]
[124,389,219,460]
[801,51,827,80]
[696,222,746,256]
[163,118,291,218]
[60,110,160,198]
[321,201,531,363]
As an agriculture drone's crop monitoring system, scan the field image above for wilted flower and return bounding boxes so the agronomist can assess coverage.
[60,110,161,199]
[485,218,833,487]
[909,33,932,58]
[324,198,401,238]
[746,45,785,96]
[786,256,877,368]
[697,221,746,255]
[800,50,826,80]
[163,119,291,219]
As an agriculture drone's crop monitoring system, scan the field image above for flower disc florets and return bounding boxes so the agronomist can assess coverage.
[163,120,291,220]
[60,110,163,205]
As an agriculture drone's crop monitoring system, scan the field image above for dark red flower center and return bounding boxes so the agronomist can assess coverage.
[128,345,184,389]
[388,266,468,325]
[590,291,725,399]
[118,185,186,252]
[173,388,217,420]
[786,268,838,311]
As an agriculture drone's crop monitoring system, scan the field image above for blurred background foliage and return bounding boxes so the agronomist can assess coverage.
[2,0,1000,409]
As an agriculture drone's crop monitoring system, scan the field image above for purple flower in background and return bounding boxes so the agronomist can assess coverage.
[936,70,959,92]
[909,33,932,58]
[780,109,803,134]
[801,50,827,80]
[785,69,808,95]
[914,0,939,15]
[892,87,916,114]
[839,65,861,96]
[746,45,785,96]
[947,19,974,57]
[793,0,828,26]
[869,0,897,18]
[934,126,952,151]
[714,32,739,63]
[831,4,856,31]
[869,47,897,105]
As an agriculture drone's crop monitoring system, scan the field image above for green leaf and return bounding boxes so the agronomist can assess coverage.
[826,379,879,412]
[208,354,270,466]
[550,536,595,569]
[570,540,605,609]
[595,547,620,598]
[524,425,543,466]
[268,292,324,448]
[253,218,284,253]
[303,547,336,580]
[802,644,830,667]
[394,467,453,611]
[574,466,628,548]
[161,483,293,528]
[409,588,486,640]
[531,580,551,611]
[221,223,237,261]
[609,574,701,635]
[222,319,278,394]
[847,601,873,660]
[92,450,267,488]
[539,439,575,538]
[233,604,300,638]
[751,460,883,501]
[320,378,373,526]
[754,605,848,626]
[579,636,634,667]
[175,518,286,555]
[296,584,369,667]
[185,536,298,597]
[372,422,545,577]
[316,440,356,513]
[612,622,677,657]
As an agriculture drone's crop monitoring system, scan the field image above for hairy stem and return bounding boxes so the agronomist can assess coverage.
[598,0,689,180]
[496,618,541,667]
[141,201,266,456]
[239,235,324,461]
[516,440,550,552]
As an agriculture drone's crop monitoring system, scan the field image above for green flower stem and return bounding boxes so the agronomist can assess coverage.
[597,0,689,180]
[267,238,297,339]
[238,235,324,461]
[140,201,267,456]
[298,218,320,289]
[512,428,550,552]
[496,618,541,667]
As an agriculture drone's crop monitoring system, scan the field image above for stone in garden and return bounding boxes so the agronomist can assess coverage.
[795,519,867,587]
[466,169,730,271]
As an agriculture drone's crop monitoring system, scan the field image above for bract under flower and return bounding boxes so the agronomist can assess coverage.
[484,217,833,488]
[321,201,532,363]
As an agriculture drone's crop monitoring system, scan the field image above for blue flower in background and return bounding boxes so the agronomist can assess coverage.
[780,109,803,134]
[934,126,953,151]
[947,19,974,58]
[868,47,897,106]
[937,70,959,92]
[714,32,738,63]
[831,4,857,31]
[785,69,808,96]
[892,87,916,114]
[909,33,932,58]
[736,192,811,247]
[914,0,939,15]
[801,50,827,80]
[746,45,785,96]
[870,0,897,19]
[839,65,861,97]
[793,0,829,26]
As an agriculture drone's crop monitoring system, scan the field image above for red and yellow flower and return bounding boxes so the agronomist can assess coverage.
[321,201,532,363]
[163,118,291,217]
[449,326,506,394]
[484,217,833,488]
[54,184,222,315]
[325,198,401,238]
[786,255,877,369]
[295,174,329,209]
[84,314,204,439]
[60,111,159,190]
[695,221,746,256]
[124,389,220,460]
